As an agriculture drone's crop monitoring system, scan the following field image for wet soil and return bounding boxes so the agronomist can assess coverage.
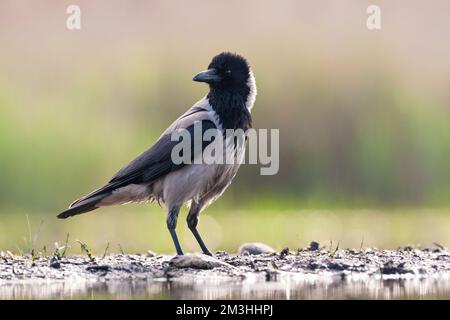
[1,244,449,299]
[1,245,449,281]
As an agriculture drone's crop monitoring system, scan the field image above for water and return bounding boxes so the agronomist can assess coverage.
[1,274,449,300]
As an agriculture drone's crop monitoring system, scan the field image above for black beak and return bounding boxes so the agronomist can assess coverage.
[193,68,222,83]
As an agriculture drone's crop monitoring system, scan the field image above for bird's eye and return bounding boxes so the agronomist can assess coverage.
[225,69,232,74]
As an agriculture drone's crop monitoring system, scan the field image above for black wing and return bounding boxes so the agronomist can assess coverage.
[58,119,216,218]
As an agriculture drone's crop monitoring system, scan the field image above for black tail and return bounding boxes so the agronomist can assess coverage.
[57,194,107,219]
[57,179,129,219]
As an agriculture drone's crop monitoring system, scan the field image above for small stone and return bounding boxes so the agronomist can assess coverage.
[279,247,289,259]
[309,241,320,251]
[86,265,111,272]
[380,261,411,275]
[238,243,275,255]
[146,250,156,258]
[49,257,61,269]
[170,253,229,270]
[327,262,347,271]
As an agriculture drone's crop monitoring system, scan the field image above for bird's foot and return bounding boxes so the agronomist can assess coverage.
[203,250,213,256]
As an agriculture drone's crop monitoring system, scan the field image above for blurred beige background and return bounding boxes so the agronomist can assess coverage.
[0,1,449,254]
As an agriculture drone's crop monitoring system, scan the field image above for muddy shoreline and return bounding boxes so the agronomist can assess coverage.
[1,245,449,282]
[1,245,450,299]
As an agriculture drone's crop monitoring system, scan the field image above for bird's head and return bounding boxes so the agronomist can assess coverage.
[193,52,256,100]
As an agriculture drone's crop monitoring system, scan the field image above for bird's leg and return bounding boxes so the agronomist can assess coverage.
[167,205,183,255]
[187,206,212,256]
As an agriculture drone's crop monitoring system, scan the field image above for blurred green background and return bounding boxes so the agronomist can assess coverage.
[0,1,449,254]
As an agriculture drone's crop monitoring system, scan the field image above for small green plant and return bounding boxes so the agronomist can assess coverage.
[433,242,445,250]
[327,240,333,255]
[270,260,278,269]
[61,233,70,257]
[53,233,70,259]
[24,215,44,262]
[76,240,95,262]
[359,236,365,253]
[118,244,125,255]
[30,248,38,262]
[328,240,340,257]
[15,246,23,257]
[102,242,110,259]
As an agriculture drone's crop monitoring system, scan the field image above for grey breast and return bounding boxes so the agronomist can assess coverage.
[156,98,244,211]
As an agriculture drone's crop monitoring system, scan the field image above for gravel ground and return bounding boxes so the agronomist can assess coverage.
[1,243,449,282]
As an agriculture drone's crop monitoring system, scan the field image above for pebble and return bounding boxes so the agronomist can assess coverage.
[279,247,289,259]
[238,243,275,255]
[49,257,61,269]
[170,253,229,270]
[309,241,320,251]
[146,250,156,258]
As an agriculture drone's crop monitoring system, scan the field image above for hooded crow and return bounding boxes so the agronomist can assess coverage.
[57,52,257,256]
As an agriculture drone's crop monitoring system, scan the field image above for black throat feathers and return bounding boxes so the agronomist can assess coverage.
[207,89,252,131]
